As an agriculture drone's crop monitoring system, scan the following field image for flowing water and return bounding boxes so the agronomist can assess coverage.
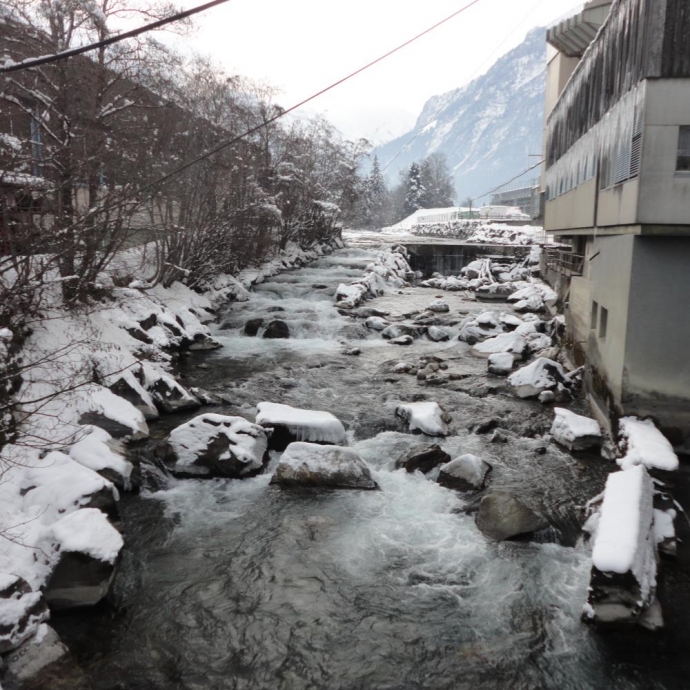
[49,246,690,690]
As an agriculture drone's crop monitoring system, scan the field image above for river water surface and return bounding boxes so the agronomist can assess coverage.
[49,246,690,690]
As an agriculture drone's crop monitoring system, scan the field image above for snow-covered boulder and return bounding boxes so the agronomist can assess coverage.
[270,442,378,490]
[395,401,449,437]
[78,386,149,440]
[526,332,553,353]
[427,326,450,342]
[617,417,679,472]
[22,452,119,524]
[68,427,133,490]
[390,335,413,345]
[487,352,514,376]
[188,332,222,351]
[256,402,346,451]
[44,508,124,610]
[335,282,368,309]
[550,408,602,451]
[476,283,514,301]
[585,465,657,626]
[108,371,159,421]
[0,574,48,654]
[475,492,549,542]
[357,307,388,318]
[437,454,492,492]
[365,316,388,331]
[158,414,269,478]
[146,369,200,415]
[428,298,450,313]
[395,444,451,474]
[507,357,570,398]
[472,333,527,360]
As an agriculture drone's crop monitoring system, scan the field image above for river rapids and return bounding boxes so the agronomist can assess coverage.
[46,246,690,690]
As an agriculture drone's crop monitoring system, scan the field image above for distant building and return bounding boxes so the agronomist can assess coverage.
[541,0,690,440]
[490,179,540,218]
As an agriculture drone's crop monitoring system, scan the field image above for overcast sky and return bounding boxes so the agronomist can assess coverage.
[175,0,582,143]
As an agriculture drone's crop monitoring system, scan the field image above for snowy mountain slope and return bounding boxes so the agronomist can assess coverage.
[374,28,547,202]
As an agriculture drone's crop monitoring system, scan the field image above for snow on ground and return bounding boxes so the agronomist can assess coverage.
[256,402,347,445]
[395,402,448,437]
[590,465,656,597]
[617,417,679,472]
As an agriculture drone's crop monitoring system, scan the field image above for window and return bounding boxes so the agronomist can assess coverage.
[591,301,598,329]
[599,307,608,339]
[677,126,690,171]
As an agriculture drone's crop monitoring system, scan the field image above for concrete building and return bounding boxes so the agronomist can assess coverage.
[542,0,690,443]
[490,179,540,219]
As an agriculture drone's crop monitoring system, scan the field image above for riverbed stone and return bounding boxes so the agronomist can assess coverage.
[437,454,492,492]
[243,318,264,336]
[427,326,450,342]
[390,335,414,345]
[475,491,549,541]
[3,625,69,682]
[150,375,201,414]
[262,320,290,339]
[189,332,222,351]
[271,442,378,490]
[396,444,451,474]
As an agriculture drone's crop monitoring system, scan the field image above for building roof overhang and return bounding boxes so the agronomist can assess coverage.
[547,1,612,58]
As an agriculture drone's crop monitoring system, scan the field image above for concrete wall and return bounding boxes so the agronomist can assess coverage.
[638,79,690,225]
[579,235,636,402]
[623,237,690,432]
[544,178,597,231]
[597,178,640,227]
[545,52,580,118]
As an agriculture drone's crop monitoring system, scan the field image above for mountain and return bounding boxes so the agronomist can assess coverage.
[374,27,547,203]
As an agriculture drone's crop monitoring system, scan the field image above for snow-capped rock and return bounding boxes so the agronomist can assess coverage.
[256,402,346,450]
[617,417,679,472]
[550,408,602,451]
[507,357,570,398]
[44,508,124,610]
[158,414,269,478]
[271,442,378,490]
[472,333,527,360]
[395,401,449,437]
[437,454,492,492]
[475,491,549,542]
[585,465,657,626]
[0,575,48,654]
[487,352,514,375]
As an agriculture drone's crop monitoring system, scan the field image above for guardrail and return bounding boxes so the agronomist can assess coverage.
[545,249,584,276]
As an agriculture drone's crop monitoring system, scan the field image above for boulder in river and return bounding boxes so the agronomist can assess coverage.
[584,466,658,627]
[396,401,449,436]
[427,326,450,342]
[487,352,515,376]
[189,332,222,351]
[262,320,290,339]
[3,624,69,683]
[244,317,264,336]
[256,402,346,451]
[149,371,201,414]
[44,508,123,610]
[271,442,378,490]
[428,298,450,313]
[395,444,451,474]
[507,358,570,398]
[158,413,269,478]
[390,335,413,345]
[550,408,602,451]
[475,491,549,541]
[437,454,492,492]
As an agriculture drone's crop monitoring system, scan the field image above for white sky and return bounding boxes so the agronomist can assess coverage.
[175,0,583,143]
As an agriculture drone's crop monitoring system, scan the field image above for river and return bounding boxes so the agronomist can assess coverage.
[47,245,690,690]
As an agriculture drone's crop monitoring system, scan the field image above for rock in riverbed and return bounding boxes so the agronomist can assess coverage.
[271,442,378,490]
[437,454,492,492]
[475,491,549,541]
[262,320,290,339]
[396,444,451,474]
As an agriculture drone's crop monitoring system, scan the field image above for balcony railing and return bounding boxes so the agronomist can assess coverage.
[545,249,584,276]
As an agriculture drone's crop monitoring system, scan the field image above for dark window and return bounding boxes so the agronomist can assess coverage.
[678,126,690,171]
[599,307,608,339]
[591,301,598,329]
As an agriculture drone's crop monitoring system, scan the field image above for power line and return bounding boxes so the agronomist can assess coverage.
[0,0,233,74]
[74,0,486,223]
[471,158,543,203]
[381,0,544,175]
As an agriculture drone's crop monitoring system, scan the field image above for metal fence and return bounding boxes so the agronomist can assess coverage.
[545,248,585,276]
